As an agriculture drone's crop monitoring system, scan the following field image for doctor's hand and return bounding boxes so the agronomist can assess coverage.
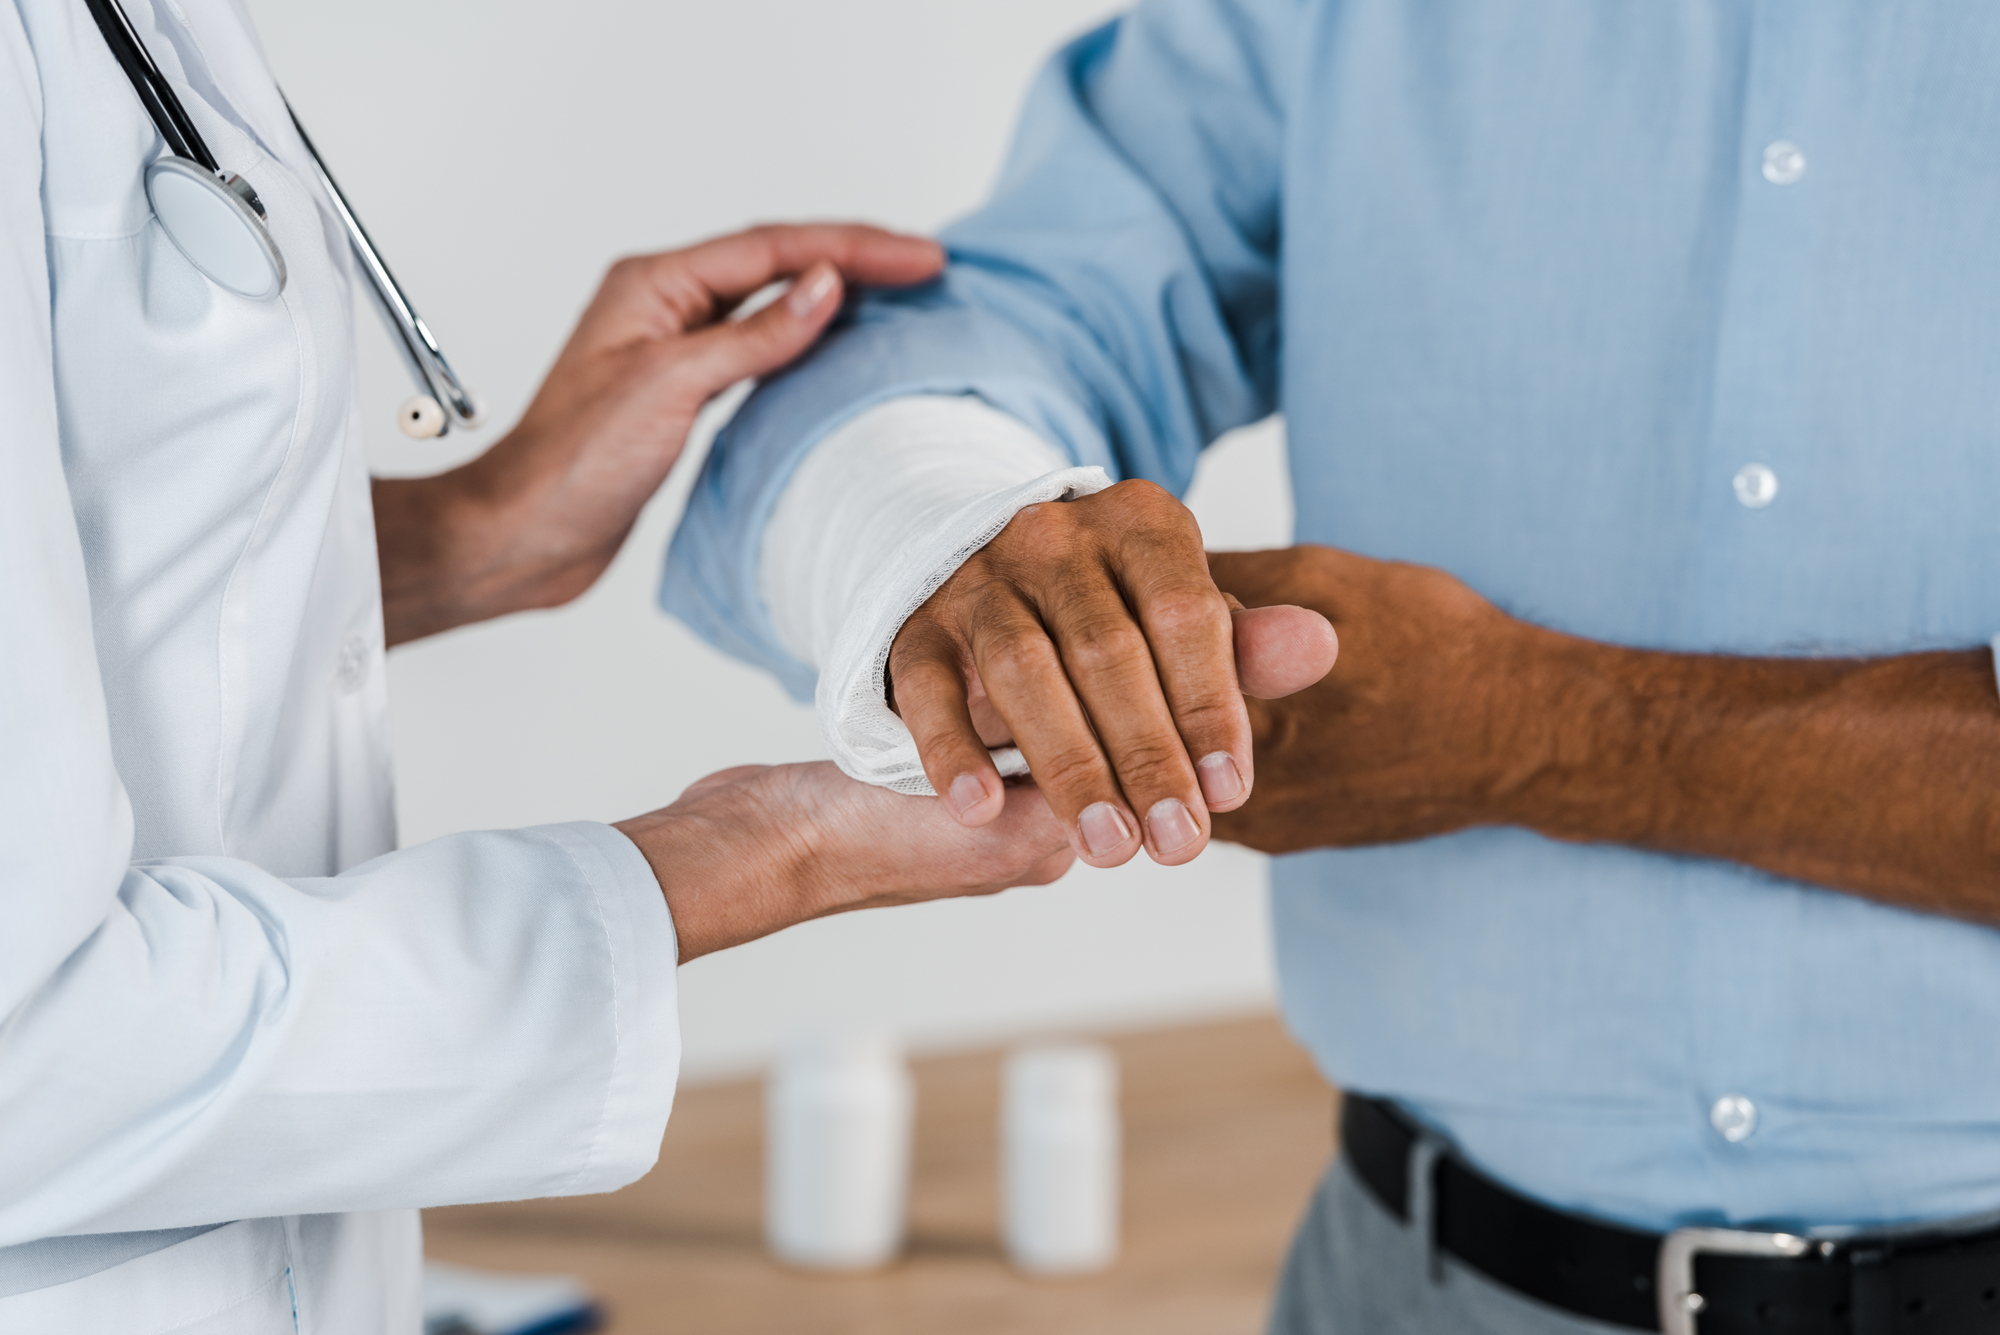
[374,224,944,645]
[614,761,1074,963]
[888,480,1338,870]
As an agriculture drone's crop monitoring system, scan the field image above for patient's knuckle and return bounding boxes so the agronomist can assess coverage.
[1168,694,1244,742]
[1003,501,1074,551]
[1143,586,1227,640]
[979,625,1057,683]
[960,581,1035,636]
[889,650,952,699]
[1064,618,1148,676]
[1033,744,1110,794]
[912,710,977,756]
[891,615,951,661]
[1109,739,1190,793]
[1102,478,1187,526]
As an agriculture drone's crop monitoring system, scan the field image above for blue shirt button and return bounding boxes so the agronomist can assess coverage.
[1711,1095,1759,1143]
[1734,463,1779,508]
[1762,141,1807,184]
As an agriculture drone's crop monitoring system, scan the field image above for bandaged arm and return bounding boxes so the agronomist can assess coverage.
[664,4,1292,743]
[759,396,1110,794]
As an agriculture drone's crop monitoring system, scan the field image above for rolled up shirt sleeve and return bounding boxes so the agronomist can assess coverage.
[0,8,678,1244]
[661,0,1298,688]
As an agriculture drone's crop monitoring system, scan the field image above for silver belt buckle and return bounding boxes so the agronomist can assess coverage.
[1657,1226,1813,1335]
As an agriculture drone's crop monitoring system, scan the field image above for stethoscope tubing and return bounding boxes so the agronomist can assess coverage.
[285,108,480,431]
[81,0,214,171]
[83,0,477,435]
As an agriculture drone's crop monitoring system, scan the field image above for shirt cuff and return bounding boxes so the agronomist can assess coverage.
[527,821,682,1193]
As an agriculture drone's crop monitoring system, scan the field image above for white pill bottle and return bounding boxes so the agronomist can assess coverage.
[1002,1042,1121,1274]
[765,1032,914,1270]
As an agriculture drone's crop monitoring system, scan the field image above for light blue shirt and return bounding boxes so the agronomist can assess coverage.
[665,0,2000,1232]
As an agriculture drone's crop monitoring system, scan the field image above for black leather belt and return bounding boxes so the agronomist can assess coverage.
[1342,1093,2000,1335]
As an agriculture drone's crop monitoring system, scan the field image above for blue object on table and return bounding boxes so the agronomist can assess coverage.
[421,1261,602,1335]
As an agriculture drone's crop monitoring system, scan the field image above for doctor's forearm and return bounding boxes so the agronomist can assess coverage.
[374,467,610,646]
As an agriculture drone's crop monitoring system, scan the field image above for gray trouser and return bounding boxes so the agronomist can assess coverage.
[1268,1149,1632,1335]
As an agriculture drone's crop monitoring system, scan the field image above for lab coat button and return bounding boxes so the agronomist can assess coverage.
[1711,1094,1758,1143]
[1733,463,1779,508]
[1762,141,1807,185]
[333,635,369,694]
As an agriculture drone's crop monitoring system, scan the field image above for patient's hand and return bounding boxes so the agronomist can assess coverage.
[886,481,1337,870]
[1206,545,1530,855]
[616,762,1074,963]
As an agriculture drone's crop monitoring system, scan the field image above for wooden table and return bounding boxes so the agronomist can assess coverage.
[424,1015,1336,1335]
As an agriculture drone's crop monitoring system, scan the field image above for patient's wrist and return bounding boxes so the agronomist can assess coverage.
[1480,626,1647,842]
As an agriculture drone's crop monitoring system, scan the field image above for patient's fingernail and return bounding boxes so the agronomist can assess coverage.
[947,773,988,820]
[1197,752,1244,806]
[1078,803,1132,858]
[1147,799,1201,855]
[786,263,839,318]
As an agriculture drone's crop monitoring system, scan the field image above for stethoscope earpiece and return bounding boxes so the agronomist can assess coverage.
[397,396,447,439]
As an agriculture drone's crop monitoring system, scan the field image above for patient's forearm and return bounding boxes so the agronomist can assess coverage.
[1507,639,2000,917]
[1208,546,2000,920]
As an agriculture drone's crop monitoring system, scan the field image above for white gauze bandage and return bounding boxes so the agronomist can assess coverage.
[761,396,1112,794]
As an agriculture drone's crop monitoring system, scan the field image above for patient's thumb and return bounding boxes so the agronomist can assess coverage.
[1233,605,1337,699]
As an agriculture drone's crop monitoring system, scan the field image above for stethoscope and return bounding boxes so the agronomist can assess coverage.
[82,0,480,438]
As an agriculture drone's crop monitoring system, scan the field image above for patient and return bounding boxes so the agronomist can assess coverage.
[663,3,2000,1334]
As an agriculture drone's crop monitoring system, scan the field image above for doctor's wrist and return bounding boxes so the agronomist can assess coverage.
[374,455,611,646]
[615,804,817,966]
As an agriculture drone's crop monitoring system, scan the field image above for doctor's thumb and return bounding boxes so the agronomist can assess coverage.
[672,261,844,399]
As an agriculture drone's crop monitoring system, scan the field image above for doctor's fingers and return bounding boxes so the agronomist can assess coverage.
[656,262,848,406]
[670,223,943,304]
[593,225,944,340]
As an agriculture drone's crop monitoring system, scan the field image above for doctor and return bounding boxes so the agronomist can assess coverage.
[0,0,1078,1327]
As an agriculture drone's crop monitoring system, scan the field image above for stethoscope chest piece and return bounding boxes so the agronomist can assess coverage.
[145,156,286,301]
[91,0,475,431]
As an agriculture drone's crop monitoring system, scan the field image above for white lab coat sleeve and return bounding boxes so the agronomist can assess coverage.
[757,395,1111,794]
[0,9,678,1243]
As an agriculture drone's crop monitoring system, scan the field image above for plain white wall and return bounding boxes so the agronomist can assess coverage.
[244,0,1295,1080]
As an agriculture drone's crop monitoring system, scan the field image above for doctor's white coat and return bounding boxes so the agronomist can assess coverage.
[0,0,682,1326]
